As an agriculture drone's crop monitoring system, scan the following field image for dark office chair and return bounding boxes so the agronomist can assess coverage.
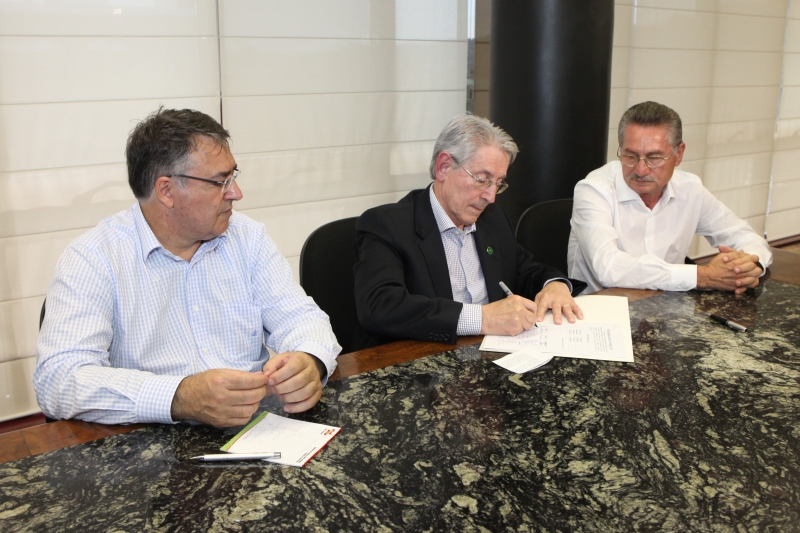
[299,217,363,355]
[515,198,574,275]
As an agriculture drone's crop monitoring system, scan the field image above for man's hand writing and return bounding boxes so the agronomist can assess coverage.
[263,352,325,414]
[534,281,584,324]
[171,369,268,428]
[480,295,538,335]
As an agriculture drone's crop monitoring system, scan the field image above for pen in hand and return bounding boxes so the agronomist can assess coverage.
[499,281,538,328]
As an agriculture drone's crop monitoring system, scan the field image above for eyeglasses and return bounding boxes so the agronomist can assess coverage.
[617,147,676,169]
[171,168,240,194]
[451,156,508,194]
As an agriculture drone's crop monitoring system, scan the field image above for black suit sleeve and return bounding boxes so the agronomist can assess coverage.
[354,207,461,345]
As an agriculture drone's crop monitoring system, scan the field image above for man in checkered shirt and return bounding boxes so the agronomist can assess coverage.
[35,108,341,427]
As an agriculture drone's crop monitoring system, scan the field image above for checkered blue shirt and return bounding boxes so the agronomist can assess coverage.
[429,187,487,335]
[34,203,340,425]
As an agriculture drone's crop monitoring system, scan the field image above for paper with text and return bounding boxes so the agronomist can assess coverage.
[480,295,634,362]
[221,412,341,467]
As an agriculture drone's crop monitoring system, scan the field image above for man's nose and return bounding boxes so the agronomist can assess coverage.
[482,185,497,203]
[635,157,650,174]
[225,180,243,201]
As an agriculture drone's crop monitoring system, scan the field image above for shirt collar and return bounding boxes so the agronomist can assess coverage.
[614,161,676,207]
[429,184,476,235]
[131,202,228,263]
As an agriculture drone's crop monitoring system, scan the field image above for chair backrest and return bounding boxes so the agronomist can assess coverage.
[515,198,573,275]
[299,217,361,354]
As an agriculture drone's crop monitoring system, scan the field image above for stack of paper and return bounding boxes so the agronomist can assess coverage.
[482,295,634,371]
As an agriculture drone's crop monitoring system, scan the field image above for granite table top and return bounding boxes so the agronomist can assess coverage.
[1,280,799,532]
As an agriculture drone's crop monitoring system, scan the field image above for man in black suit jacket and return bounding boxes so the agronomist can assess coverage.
[354,115,586,349]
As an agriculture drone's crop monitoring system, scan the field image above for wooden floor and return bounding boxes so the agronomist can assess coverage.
[3,240,799,436]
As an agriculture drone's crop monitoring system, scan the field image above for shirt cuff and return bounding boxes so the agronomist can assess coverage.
[674,264,699,290]
[457,303,483,336]
[294,341,340,387]
[543,278,573,293]
[136,374,186,424]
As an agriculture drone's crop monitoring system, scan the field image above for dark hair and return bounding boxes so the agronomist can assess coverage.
[618,101,683,148]
[126,107,230,199]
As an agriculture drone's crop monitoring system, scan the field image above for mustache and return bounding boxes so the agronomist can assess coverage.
[628,173,657,183]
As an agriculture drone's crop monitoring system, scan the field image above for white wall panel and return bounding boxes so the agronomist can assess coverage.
[715,14,786,52]
[0,0,218,37]
[704,120,775,159]
[769,179,800,212]
[234,142,432,211]
[713,184,771,219]
[702,152,773,192]
[0,229,86,303]
[0,163,132,239]
[0,356,39,422]
[771,148,800,182]
[224,91,464,154]
[0,97,220,173]
[632,8,717,51]
[766,208,800,240]
[630,49,715,88]
[0,296,43,364]
[242,191,408,258]
[709,87,780,123]
[637,0,786,16]
[220,0,373,39]
[712,51,783,87]
[394,0,466,41]
[0,36,219,105]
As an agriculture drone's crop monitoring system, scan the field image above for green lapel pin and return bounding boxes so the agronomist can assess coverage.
[487,246,493,255]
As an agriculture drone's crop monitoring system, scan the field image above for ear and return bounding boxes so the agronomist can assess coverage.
[673,142,686,166]
[434,152,455,182]
[153,176,176,209]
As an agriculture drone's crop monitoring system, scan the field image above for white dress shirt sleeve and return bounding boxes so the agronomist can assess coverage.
[695,187,773,274]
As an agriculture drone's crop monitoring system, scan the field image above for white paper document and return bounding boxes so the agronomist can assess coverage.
[480,295,634,363]
[493,350,554,373]
[221,412,341,467]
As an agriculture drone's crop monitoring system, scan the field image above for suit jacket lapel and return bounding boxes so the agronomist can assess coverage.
[415,185,454,300]
[474,216,505,302]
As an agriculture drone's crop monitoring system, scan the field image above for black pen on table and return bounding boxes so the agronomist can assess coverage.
[709,314,747,332]
[499,281,538,328]
[191,452,281,462]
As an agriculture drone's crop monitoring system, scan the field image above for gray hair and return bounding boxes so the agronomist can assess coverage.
[429,114,518,179]
[618,101,683,148]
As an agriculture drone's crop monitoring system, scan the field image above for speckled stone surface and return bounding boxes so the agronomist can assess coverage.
[2,280,799,532]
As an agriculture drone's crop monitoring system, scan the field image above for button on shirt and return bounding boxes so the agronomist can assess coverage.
[567,161,773,294]
[34,203,340,425]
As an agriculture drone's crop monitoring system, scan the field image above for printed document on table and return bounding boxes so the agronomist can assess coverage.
[221,412,341,467]
[480,295,634,362]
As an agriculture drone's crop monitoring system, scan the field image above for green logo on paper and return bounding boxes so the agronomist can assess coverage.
[487,246,493,255]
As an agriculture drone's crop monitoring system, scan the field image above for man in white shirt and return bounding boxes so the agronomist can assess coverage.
[568,101,772,294]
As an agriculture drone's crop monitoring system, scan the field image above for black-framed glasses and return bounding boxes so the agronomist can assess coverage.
[171,168,240,194]
[451,156,508,194]
[617,147,676,169]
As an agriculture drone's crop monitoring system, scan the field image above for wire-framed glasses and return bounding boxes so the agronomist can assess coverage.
[172,168,240,194]
[617,147,676,169]
[451,156,508,194]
